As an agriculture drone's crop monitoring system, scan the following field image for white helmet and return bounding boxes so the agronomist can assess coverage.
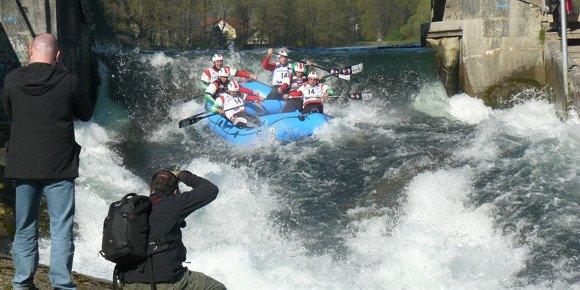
[308,71,318,79]
[218,67,231,77]
[278,49,288,57]
[294,63,305,73]
[227,81,240,92]
[212,53,223,62]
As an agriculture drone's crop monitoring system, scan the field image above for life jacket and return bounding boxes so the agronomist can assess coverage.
[216,92,246,119]
[271,63,293,86]
[205,79,228,99]
[289,75,307,90]
[297,83,328,106]
[201,66,240,84]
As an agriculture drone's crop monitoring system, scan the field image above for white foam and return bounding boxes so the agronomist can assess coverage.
[448,93,492,124]
[455,98,580,166]
[315,98,398,145]
[146,52,174,68]
[344,167,529,289]
[412,81,452,118]
[491,99,564,139]
[149,99,206,142]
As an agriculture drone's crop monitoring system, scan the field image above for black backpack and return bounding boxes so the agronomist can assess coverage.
[100,193,180,289]
[100,193,152,265]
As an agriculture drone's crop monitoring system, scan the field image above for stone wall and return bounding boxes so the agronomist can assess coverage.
[424,0,580,119]
[424,0,548,101]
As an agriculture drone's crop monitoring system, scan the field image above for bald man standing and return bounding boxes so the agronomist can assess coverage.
[3,33,95,290]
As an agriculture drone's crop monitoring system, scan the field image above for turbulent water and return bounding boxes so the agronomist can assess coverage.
[37,45,579,289]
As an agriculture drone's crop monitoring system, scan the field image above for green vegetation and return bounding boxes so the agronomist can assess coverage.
[94,0,431,49]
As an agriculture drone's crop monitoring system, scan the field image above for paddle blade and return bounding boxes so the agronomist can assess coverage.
[349,92,373,101]
[350,63,363,74]
[178,116,203,128]
[331,63,363,76]
[338,74,351,81]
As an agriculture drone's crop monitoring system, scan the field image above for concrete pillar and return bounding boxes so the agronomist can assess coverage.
[427,37,461,95]
[424,0,547,100]
[0,0,34,65]
[56,0,99,104]
[20,0,58,35]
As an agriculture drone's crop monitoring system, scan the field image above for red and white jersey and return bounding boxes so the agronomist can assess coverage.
[295,83,330,106]
[215,92,246,119]
[271,63,293,86]
[282,74,307,90]
[205,80,228,98]
[201,66,241,84]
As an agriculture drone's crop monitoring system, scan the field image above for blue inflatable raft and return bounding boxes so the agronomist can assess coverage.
[239,81,283,115]
[203,81,332,144]
[205,110,332,144]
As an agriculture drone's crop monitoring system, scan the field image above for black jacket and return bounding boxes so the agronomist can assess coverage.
[120,171,219,283]
[3,62,95,179]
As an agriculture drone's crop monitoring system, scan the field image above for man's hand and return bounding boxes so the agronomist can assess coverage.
[172,169,182,178]
[277,87,283,93]
[323,93,329,99]
[283,94,289,100]
[267,48,273,57]
[218,108,224,114]
[249,74,257,80]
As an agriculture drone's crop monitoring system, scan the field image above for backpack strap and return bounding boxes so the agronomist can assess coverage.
[147,220,183,255]
[142,196,182,289]
[146,195,183,256]
[112,265,119,290]
[149,257,156,290]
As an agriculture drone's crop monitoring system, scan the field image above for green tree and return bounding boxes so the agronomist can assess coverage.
[95,0,426,49]
[400,0,431,41]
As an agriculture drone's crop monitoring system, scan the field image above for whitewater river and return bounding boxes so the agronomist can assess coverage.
[38,45,579,289]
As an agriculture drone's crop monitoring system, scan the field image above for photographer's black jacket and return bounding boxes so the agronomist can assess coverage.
[120,171,219,283]
[3,63,94,179]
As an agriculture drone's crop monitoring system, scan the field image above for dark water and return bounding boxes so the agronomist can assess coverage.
[46,45,579,289]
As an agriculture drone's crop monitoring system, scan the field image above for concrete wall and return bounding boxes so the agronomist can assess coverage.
[424,0,580,120]
[461,0,546,97]
[424,0,547,99]
[20,0,57,36]
[0,0,35,66]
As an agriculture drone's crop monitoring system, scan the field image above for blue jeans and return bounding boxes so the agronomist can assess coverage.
[12,178,77,290]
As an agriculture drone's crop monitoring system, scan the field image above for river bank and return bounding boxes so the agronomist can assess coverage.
[0,253,112,289]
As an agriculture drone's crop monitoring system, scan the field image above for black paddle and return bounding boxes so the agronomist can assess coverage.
[272,52,363,81]
[178,104,245,128]
[331,92,373,101]
[286,92,373,101]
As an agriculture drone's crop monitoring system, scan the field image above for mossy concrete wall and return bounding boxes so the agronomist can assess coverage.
[425,0,580,120]
[424,0,548,100]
